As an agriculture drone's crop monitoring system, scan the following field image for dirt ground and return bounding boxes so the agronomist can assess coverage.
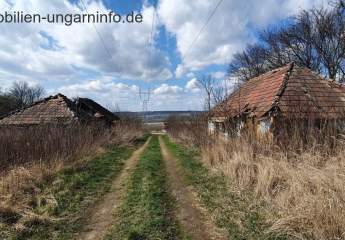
[76,135,226,240]
[76,137,151,240]
[159,136,227,240]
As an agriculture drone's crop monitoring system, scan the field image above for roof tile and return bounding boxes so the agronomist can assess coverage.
[212,63,345,119]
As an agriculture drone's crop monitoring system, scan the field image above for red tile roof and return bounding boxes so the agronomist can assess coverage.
[0,94,117,126]
[0,94,78,125]
[212,63,345,119]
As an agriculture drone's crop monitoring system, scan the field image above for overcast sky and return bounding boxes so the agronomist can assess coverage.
[0,0,328,111]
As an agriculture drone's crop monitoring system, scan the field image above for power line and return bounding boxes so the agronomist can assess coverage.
[139,87,151,120]
[139,88,151,102]
[79,0,113,60]
[138,5,155,118]
[148,7,156,81]
[181,0,224,61]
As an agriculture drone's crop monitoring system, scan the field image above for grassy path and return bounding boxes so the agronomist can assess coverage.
[106,135,184,240]
[159,136,227,240]
[7,137,148,240]
[4,134,286,240]
[162,135,286,240]
[77,137,151,240]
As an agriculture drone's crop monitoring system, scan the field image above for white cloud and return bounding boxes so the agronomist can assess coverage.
[153,83,183,95]
[185,78,200,92]
[52,80,204,111]
[149,82,203,110]
[158,0,328,77]
[54,79,139,96]
[175,64,188,78]
[0,0,330,111]
[50,78,140,111]
[211,71,226,79]
[0,0,172,88]
[186,72,195,78]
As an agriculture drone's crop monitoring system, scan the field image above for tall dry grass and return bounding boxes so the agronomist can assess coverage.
[0,120,143,224]
[166,116,345,240]
[165,114,209,147]
[0,124,104,172]
[0,120,144,171]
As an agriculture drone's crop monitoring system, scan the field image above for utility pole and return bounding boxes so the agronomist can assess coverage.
[139,87,151,122]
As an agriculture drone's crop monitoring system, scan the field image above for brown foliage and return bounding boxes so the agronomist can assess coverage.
[0,124,105,173]
[0,120,143,215]
[165,114,209,147]
[0,120,144,238]
[0,120,144,174]
[167,116,345,240]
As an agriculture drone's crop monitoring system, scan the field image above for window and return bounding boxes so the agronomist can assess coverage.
[259,118,271,134]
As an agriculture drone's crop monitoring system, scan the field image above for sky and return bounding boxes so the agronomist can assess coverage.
[0,0,329,111]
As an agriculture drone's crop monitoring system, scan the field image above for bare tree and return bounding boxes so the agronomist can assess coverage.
[228,1,345,82]
[228,44,268,81]
[309,7,345,80]
[0,95,16,116]
[331,0,345,12]
[260,29,292,68]
[9,81,45,108]
[261,13,324,73]
[212,84,227,105]
[212,76,235,105]
[197,75,218,111]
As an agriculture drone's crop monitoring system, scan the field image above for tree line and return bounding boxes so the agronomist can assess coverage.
[0,81,44,116]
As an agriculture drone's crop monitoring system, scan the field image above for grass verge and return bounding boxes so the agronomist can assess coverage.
[162,135,287,240]
[2,137,147,240]
[107,135,185,240]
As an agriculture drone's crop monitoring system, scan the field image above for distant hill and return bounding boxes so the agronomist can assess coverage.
[115,111,204,123]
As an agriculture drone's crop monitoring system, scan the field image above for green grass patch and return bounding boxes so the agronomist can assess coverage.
[107,136,185,240]
[10,137,148,240]
[162,135,287,240]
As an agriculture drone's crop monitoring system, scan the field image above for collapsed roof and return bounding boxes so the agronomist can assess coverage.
[212,63,345,119]
[75,97,119,122]
[0,94,118,126]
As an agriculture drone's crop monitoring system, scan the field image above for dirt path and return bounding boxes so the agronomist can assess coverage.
[76,137,151,240]
[159,136,227,240]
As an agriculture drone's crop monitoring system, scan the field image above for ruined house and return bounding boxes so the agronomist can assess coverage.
[75,97,119,125]
[209,63,345,138]
[0,93,119,127]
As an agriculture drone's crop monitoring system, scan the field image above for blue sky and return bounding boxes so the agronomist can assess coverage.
[0,0,328,111]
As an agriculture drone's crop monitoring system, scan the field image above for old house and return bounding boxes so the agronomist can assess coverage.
[0,93,118,127]
[209,63,345,138]
[75,97,119,125]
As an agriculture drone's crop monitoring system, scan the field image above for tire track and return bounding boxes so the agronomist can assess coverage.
[76,137,151,240]
[159,136,227,240]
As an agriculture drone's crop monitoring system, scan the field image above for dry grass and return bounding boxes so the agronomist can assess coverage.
[167,117,345,240]
[205,137,345,240]
[0,125,104,172]
[0,120,144,232]
[110,118,144,146]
